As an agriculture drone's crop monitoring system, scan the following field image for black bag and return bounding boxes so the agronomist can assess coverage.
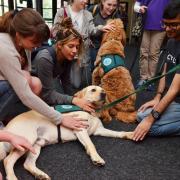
[132,14,143,37]
[132,0,153,38]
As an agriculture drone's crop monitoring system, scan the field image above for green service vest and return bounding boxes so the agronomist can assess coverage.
[101,54,125,73]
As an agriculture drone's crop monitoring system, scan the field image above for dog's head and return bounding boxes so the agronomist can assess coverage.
[75,85,106,107]
[101,19,126,46]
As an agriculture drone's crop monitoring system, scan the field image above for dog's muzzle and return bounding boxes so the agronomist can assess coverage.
[100,92,106,101]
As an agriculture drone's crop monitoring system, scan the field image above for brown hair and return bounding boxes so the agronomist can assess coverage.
[54,17,83,55]
[0,8,50,44]
[53,17,83,64]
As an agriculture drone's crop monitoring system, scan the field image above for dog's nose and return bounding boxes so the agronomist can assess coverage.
[100,92,106,100]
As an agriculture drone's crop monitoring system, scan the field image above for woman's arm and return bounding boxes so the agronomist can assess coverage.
[134,1,147,13]
[0,130,35,153]
[86,11,103,36]
[35,52,73,105]
[87,11,115,37]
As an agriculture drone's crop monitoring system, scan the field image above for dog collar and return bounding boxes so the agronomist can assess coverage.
[57,125,62,143]
[54,105,82,113]
[101,54,125,73]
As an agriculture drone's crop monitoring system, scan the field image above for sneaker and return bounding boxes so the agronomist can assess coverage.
[135,79,147,89]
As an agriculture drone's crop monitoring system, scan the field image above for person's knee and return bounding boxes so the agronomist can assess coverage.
[31,77,42,96]
[137,111,145,122]
[22,71,42,95]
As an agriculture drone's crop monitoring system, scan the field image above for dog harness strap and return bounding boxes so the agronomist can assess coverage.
[57,124,61,143]
[101,54,125,73]
[54,105,82,113]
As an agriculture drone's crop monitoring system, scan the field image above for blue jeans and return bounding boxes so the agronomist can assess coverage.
[89,47,98,72]
[137,102,180,136]
[0,81,28,122]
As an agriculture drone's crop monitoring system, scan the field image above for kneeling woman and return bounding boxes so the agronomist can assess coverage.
[33,18,94,112]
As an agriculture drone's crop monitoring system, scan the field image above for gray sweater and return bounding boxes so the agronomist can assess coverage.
[0,33,62,125]
[32,47,74,105]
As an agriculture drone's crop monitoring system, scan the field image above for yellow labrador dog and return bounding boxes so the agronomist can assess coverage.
[0,85,133,180]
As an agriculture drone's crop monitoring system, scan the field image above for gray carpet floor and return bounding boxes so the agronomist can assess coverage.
[0,44,180,180]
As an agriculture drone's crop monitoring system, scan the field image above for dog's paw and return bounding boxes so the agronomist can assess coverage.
[91,154,105,166]
[118,131,133,140]
[36,174,51,180]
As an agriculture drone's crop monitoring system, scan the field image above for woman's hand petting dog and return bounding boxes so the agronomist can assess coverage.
[72,97,95,113]
[101,21,116,32]
[61,114,89,131]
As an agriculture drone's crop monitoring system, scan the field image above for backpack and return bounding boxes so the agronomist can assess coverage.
[31,40,56,63]
[31,40,57,76]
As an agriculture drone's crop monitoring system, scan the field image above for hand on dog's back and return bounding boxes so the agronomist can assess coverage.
[61,114,89,131]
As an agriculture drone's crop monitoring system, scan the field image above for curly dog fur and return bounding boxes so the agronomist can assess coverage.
[92,19,137,123]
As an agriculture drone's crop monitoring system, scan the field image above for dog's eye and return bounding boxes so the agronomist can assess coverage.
[91,89,96,92]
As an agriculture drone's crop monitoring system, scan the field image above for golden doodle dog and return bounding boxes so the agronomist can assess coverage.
[0,86,133,180]
[92,19,137,123]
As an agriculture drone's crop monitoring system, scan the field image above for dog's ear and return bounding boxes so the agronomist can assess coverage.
[74,88,86,98]
[99,67,105,77]
[94,53,101,66]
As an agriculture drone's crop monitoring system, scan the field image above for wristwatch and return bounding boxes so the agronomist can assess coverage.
[151,109,161,120]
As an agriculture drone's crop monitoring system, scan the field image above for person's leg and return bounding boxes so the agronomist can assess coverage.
[22,71,42,96]
[0,81,29,123]
[139,30,151,81]
[148,31,166,78]
[137,102,180,136]
[30,76,42,96]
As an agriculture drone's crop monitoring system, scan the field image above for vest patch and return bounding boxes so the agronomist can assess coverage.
[55,105,82,113]
[101,54,125,73]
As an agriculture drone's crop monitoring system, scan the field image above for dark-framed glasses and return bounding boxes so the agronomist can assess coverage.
[161,22,180,29]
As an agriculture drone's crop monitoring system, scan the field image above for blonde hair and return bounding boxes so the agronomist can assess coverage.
[54,17,83,56]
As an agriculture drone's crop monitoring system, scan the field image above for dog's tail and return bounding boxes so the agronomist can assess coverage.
[0,142,10,161]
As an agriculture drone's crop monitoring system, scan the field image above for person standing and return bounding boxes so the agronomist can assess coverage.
[134,0,170,90]
[133,2,180,141]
